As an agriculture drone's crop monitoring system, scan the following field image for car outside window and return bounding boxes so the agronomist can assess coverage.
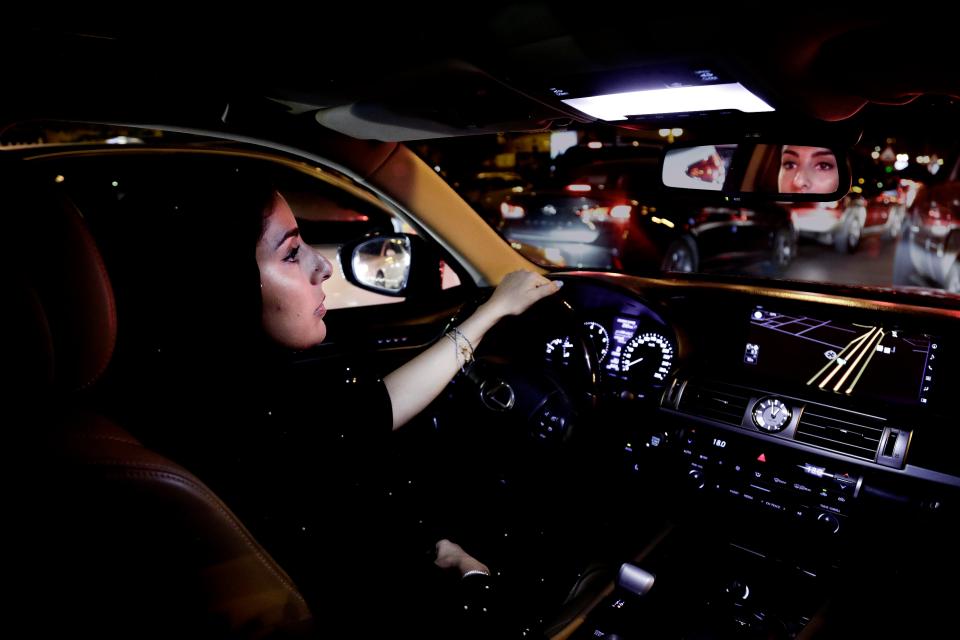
[15,145,460,308]
[417,120,959,296]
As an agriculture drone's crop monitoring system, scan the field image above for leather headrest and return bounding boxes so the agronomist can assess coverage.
[13,194,117,392]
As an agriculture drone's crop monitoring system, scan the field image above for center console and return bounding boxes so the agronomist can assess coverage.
[673,425,861,536]
[548,406,958,639]
[568,531,827,639]
[550,390,956,639]
[565,425,851,639]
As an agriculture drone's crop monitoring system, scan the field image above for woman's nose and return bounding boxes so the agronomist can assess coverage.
[311,251,332,283]
[793,170,811,191]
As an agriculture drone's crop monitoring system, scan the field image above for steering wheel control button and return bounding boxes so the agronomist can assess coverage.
[535,409,566,441]
[752,397,793,433]
[479,379,515,411]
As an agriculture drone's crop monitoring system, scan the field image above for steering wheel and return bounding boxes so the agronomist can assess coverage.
[436,281,597,461]
[424,281,602,635]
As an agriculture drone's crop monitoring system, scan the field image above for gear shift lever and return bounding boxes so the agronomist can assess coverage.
[617,563,656,597]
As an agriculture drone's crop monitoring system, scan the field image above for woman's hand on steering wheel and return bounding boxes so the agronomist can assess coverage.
[481,271,563,320]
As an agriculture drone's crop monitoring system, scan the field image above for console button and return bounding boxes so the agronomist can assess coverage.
[791,481,815,496]
[792,506,810,521]
[771,474,790,487]
[761,499,786,513]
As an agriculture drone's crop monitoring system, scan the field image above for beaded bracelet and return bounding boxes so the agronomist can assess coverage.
[445,326,475,373]
[462,569,490,578]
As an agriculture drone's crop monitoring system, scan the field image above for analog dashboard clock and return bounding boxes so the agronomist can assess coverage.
[752,397,792,433]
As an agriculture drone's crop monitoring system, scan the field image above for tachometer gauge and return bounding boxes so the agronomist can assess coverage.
[583,321,610,363]
[545,337,573,367]
[619,332,674,383]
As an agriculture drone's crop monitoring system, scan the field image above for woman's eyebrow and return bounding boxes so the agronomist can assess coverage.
[275,228,300,250]
[812,149,836,158]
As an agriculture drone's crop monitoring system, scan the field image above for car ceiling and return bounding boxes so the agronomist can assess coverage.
[5,7,960,141]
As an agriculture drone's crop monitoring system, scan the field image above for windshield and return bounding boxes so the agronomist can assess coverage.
[412,100,960,296]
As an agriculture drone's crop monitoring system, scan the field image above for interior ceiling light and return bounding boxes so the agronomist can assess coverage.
[562,82,774,121]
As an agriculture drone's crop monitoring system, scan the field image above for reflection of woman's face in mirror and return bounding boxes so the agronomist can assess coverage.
[778,146,839,194]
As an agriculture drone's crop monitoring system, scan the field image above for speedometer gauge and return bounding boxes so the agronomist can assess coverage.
[583,321,610,363]
[619,332,674,383]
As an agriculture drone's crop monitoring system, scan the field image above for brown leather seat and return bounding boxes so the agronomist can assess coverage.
[13,192,313,638]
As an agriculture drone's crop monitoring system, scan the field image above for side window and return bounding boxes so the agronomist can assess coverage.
[273,164,461,307]
[38,151,460,311]
[272,168,409,308]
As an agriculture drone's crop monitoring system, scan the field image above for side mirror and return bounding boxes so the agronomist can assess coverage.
[662,143,851,203]
[338,233,442,297]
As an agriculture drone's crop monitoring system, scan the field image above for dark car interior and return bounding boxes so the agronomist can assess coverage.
[8,8,960,639]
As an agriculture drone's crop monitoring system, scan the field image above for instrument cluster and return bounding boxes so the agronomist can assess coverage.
[544,307,677,396]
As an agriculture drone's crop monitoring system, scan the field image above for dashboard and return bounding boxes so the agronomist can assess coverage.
[536,274,960,638]
[545,274,960,530]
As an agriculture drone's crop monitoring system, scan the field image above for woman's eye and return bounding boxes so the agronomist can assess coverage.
[284,245,301,262]
[782,161,797,170]
[817,162,835,171]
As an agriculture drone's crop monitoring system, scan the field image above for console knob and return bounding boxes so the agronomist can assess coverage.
[816,512,840,534]
[688,469,706,490]
[724,579,750,601]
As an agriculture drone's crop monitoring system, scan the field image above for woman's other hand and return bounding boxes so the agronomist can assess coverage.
[434,539,490,577]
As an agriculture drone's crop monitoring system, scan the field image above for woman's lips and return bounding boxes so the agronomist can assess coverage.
[315,302,326,318]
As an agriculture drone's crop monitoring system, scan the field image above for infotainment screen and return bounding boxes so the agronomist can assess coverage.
[743,307,939,406]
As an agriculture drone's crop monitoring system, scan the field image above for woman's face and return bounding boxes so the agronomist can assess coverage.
[778,146,840,194]
[256,194,333,349]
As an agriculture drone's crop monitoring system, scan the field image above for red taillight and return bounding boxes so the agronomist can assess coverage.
[500,202,525,219]
[565,183,592,193]
[579,204,632,223]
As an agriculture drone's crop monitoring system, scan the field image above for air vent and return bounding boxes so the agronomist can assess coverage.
[677,381,751,426]
[795,404,885,461]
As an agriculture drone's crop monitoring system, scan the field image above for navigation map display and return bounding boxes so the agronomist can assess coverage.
[743,307,938,406]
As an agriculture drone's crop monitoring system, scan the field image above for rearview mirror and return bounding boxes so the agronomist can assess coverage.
[662,143,850,202]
